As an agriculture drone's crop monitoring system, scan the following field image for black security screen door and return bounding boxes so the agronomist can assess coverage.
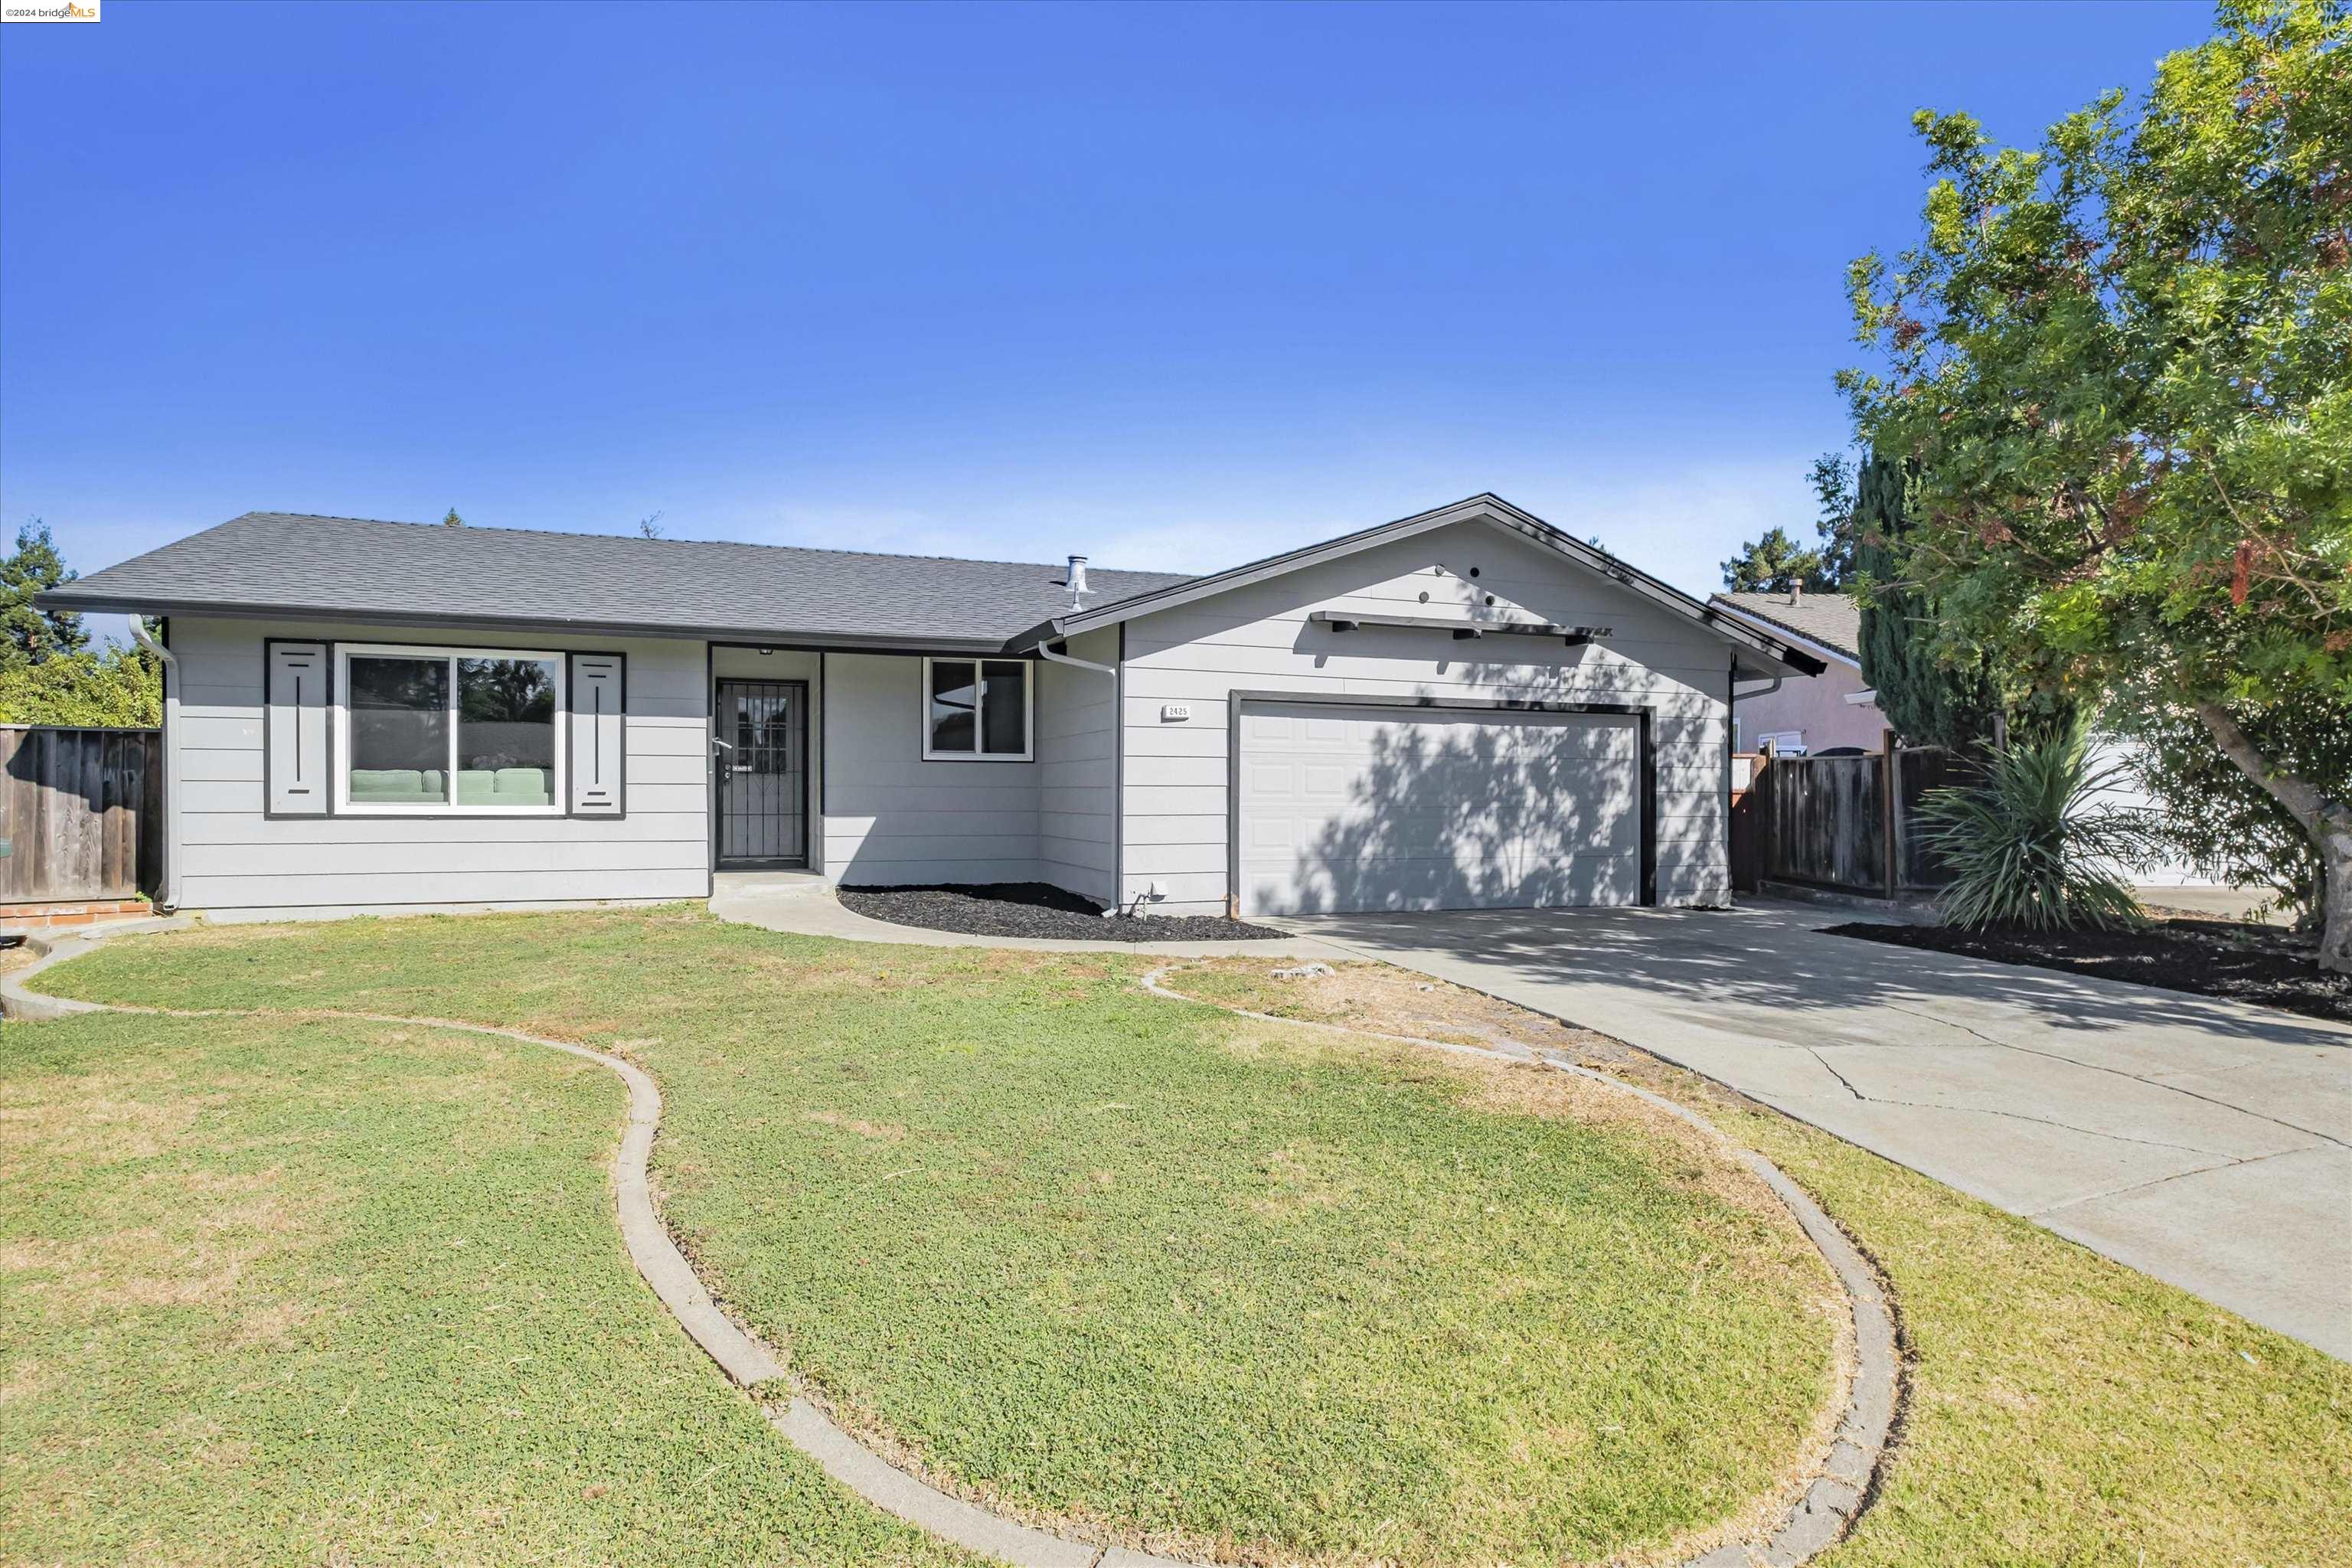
[716,680,808,865]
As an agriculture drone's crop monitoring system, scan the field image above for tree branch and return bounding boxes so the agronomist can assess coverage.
[2194,701,2349,841]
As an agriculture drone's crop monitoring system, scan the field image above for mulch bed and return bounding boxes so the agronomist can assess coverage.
[839,882,1292,942]
[1825,916,2351,1023]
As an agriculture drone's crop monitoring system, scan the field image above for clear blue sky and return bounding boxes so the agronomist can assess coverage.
[2,0,2211,638]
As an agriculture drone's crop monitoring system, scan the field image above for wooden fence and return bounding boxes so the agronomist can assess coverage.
[0,726,162,903]
[1731,733,1975,898]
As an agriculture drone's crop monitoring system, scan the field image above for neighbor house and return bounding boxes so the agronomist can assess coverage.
[1707,589,1888,755]
[45,495,1820,922]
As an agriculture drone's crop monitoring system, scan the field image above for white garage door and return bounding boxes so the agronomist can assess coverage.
[1236,701,1642,916]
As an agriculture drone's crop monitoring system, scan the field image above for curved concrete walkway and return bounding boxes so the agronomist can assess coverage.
[710,871,1354,959]
[5,921,1896,1568]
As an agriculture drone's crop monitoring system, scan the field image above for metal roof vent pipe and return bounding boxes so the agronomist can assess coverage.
[1067,554,1090,608]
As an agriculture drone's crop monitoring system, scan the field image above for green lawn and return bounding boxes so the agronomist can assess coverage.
[0,1008,972,1568]
[25,910,1838,1568]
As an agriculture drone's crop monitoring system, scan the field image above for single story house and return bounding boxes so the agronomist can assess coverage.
[46,495,1820,922]
[1707,589,1888,755]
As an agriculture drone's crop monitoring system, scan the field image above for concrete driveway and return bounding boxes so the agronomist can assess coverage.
[1279,901,2352,1360]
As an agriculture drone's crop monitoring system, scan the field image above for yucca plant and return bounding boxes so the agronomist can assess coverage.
[1916,721,2161,932]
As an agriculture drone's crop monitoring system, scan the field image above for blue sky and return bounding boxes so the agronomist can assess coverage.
[3,0,2211,639]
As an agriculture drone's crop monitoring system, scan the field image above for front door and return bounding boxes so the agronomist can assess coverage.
[716,679,808,865]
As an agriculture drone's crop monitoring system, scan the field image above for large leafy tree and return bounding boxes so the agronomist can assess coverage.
[1841,0,2352,971]
[1,521,90,670]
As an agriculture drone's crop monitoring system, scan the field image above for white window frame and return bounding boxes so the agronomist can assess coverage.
[332,642,569,815]
[1756,729,1807,756]
[920,655,1034,762]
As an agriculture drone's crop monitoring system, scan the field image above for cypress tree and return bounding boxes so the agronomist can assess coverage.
[1854,453,1998,750]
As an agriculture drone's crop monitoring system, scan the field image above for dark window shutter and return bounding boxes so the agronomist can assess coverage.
[266,640,331,815]
[568,653,625,815]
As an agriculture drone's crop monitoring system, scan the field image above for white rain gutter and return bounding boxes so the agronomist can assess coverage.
[1037,642,1116,678]
[1034,639,1130,915]
[129,619,180,914]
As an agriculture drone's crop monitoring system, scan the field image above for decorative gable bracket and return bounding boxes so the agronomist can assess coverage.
[1308,610,1614,647]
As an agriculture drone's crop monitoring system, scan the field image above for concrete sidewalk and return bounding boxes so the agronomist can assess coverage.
[710,871,1351,960]
[1278,901,2352,1360]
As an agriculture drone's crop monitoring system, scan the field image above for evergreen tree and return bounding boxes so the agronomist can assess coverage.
[1720,452,1860,593]
[0,521,90,671]
[442,508,467,528]
[1853,454,2000,749]
[1720,527,1828,593]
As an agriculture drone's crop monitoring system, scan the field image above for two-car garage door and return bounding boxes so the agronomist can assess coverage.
[1236,701,1643,916]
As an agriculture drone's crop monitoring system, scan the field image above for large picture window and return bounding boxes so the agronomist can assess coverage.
[336,644,565,813]
[923,657,1031,760]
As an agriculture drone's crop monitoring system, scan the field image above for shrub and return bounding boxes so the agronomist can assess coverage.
[1916,721,2160,932]
[0,643,162,727]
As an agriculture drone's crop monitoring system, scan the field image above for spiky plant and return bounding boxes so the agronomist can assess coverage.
[1916,722,2161,932]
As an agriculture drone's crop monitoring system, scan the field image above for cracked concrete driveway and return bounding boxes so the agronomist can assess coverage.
[1278,900,2352,1360]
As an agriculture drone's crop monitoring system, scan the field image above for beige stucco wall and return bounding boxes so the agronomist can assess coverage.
[1733,659,1889,753]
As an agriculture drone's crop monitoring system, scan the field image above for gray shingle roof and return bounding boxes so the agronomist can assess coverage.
[1707,590,1862,662]
[44,512,1196,652]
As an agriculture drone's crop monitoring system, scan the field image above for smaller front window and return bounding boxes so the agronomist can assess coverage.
[923,658,1031,760]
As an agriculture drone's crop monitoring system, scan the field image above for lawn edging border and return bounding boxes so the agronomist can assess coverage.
[1137,964,1903,1568]
[4,923,1894,1568]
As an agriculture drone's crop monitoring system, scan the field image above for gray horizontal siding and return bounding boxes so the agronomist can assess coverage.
[168,616,710,914]
[823,652,1043,887]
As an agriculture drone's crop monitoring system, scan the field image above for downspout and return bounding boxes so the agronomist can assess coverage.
[1037,641,1116,678]
[129,618,179,915]
[1730,669,1787,752]
[1034,640,1129,913]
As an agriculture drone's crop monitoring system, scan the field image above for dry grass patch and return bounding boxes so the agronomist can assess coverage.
[1177,955,1625,1058]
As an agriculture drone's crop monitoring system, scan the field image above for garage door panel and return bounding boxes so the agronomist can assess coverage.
[1240,848,1638,916]
[1236,701,1643,916]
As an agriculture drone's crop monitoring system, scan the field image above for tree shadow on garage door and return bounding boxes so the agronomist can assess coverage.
[1271,709,1643,915]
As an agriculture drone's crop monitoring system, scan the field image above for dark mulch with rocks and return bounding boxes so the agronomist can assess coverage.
[1825,916,2351,1023]
[839,882,1292,942]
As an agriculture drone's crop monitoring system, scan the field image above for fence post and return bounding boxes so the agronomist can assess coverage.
[1882,727,1900,900]
[1758,739,1777,887]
